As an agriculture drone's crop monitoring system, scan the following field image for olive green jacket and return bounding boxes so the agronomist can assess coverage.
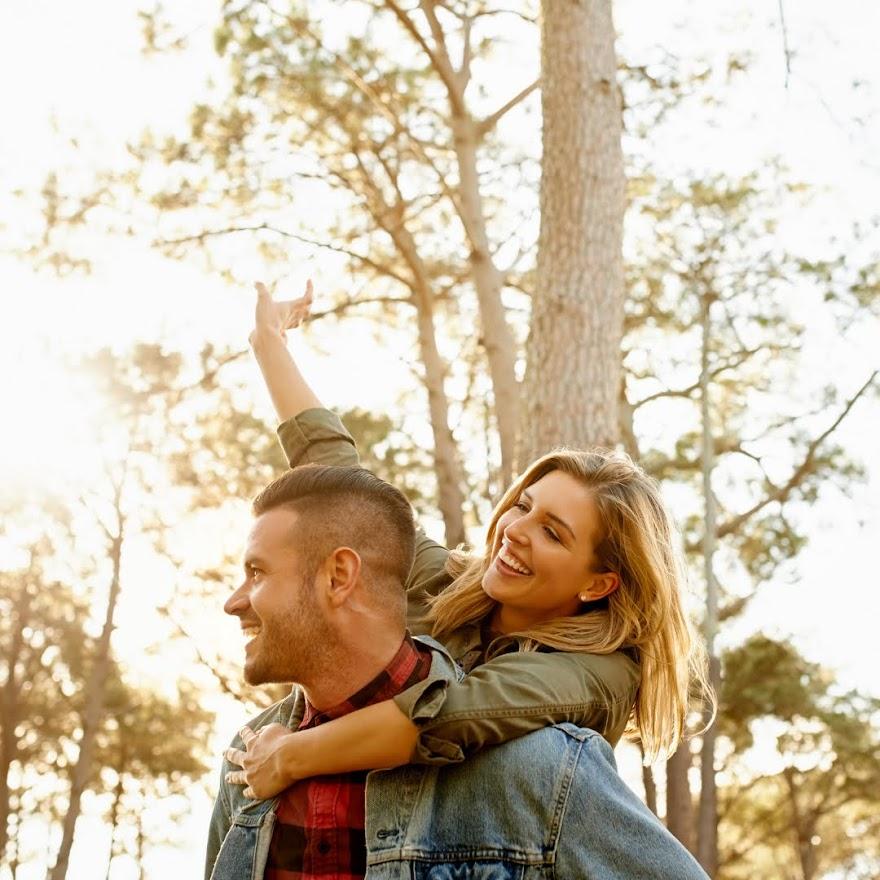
[277,408,640,763]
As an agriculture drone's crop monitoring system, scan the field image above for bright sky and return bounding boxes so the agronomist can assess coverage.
[1,0,879,877]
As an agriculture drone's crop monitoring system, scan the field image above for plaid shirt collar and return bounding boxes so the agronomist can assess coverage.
[299,632,428,730]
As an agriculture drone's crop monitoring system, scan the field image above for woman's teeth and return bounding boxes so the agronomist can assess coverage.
[499,548,532,575]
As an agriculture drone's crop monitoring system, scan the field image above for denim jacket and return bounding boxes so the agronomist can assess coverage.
[206,637,707,880]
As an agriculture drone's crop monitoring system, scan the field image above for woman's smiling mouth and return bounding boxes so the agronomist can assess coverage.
[495,545,533,576]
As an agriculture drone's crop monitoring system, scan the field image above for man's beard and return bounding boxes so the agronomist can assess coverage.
[243,573,334,686]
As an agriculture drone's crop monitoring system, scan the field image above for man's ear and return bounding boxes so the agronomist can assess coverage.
[321,547,362,608]
[580,571,620,603]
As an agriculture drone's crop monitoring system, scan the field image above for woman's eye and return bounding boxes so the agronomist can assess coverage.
[513,501,528,511]
[544,527,561,543]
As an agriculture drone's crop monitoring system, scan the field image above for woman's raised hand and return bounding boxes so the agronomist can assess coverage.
[252,279,314,344]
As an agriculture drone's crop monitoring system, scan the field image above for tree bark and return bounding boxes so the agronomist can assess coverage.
[784,768,817,880]
[50,499,125,880]
[383,209,468,547]
[639,744,658,816]
[389,0,523,481]
[0,560,36,863]
[665,740,695,852]
[520,0,625,460]
[696,294,720,876]
[104,767,126,880]
[450,112,521,481]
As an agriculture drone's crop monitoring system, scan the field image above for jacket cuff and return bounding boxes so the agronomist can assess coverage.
[277,408,357,468]
[392,677,465,765]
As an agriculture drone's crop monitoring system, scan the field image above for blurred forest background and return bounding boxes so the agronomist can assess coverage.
[1,1,879,878]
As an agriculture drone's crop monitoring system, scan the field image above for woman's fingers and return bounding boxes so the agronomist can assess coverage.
[239,725,259,745]
[225,747,246,767]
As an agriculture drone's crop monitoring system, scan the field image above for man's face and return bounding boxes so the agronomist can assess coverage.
[224,507,332,686]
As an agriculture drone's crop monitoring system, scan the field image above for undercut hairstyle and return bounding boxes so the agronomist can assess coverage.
[252,465,415,615]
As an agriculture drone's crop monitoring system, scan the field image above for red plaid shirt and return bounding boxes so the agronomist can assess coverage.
[265,633,432,880]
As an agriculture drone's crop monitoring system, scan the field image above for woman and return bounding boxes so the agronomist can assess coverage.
[226,279,712,799]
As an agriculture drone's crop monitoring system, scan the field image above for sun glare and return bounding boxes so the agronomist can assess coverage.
[0,345,107,497]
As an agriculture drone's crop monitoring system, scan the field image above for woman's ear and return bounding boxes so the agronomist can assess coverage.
[579,572,620,603]
[322,547,362,608]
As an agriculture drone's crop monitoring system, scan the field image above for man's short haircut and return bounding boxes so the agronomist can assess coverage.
[252,465,415,612]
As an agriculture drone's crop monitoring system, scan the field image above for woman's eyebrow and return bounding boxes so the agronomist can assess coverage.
[522,489,576,540]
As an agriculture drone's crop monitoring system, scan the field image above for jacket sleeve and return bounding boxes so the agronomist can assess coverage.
[204,762,233,880]
[392,648,640,765]
[555,732,710,879]
[276,407,452,625]
[277,407,360,468]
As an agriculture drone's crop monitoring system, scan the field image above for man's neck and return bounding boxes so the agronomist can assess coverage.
[300,626,407,711]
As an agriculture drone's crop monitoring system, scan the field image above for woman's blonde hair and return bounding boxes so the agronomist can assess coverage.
[427,447,714,762]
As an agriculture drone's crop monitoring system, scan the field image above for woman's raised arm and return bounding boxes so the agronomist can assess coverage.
[250,280,322,421]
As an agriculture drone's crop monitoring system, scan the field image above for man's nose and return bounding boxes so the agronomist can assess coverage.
[224,582,249,616]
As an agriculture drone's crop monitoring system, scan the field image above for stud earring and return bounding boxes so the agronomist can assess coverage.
[579,593,589,602]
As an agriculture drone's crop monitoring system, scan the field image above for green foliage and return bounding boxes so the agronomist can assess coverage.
[626,172,874,605]
[718,635,880,879]
[0,534,213,868]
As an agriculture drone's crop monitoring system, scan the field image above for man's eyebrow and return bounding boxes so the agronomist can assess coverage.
[243,555,267,571]
[522,489,576,541]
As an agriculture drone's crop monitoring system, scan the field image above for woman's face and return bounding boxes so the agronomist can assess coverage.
[482,470,618,632]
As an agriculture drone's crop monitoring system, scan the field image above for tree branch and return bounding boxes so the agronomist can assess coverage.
[478,78,540,137]
[717,370,878,538]
[155,224,413,287]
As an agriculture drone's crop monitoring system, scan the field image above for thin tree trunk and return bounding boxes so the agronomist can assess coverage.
[696,294,719,876]
[0,561,36,862]
[784,769,817,880]
[50,495,125,880]
[521,0,625,459]
[393,0,522,481]
[665,740,695,851]
[7,788,20,880]
[136,810,145,880]
[389,222,467,547]
[450,113,521,480]
[638,742,658,816]
[104,769,126,880]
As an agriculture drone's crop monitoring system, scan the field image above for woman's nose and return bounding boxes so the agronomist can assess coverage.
[503,515,529,545]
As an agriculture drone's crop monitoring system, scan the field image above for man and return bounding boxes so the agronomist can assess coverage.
[205,463,709,880]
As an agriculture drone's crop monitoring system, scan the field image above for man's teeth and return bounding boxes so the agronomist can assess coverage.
[499,548,532,575]
[242,627,261,637]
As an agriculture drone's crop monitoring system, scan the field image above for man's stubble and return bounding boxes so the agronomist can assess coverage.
[244,571,336,688]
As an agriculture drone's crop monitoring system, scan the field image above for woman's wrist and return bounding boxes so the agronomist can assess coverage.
[276,727,318,782]
[249,325,286,353]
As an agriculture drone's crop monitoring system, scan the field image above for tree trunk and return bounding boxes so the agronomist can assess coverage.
[665,740,695,852]
[639,744,658,816]
[450,113,521,481]
[784,769,817,880]
[353,153,468,546]
[696,294,719,876]
[50,509,125,880]
[388,220,467,547]
[104,768,126,880]
[520,0,625,460]
[0,560,36,863]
